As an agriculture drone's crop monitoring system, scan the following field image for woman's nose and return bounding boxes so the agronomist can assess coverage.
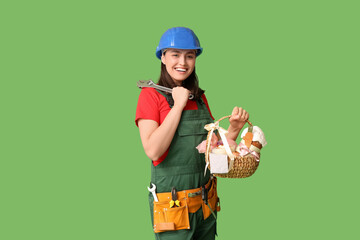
[179,55,186,65]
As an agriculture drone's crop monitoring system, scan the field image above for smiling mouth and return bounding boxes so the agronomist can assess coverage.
[175,68,187,72]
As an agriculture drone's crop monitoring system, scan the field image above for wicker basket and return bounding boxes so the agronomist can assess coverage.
[205,115,259,178]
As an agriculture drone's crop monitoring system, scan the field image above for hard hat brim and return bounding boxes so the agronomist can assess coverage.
[155,47,203,59]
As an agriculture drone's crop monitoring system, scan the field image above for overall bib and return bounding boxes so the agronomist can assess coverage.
[149,92,217,240]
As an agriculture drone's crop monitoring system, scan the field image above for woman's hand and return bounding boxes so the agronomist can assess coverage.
[172,87,190,109]
[227,107,249,141]
[229,107,249,129]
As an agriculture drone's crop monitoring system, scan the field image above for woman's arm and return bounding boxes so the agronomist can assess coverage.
[138,87,190,161]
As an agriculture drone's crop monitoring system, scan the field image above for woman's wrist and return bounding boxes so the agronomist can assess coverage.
[228,123,243,132]
[227,124,243,141]
[172,104,185,112]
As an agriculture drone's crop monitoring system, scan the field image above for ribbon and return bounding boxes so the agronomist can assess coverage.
[237,142,260,162]
[204,122,235,176]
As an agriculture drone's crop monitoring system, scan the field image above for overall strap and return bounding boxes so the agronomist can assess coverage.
[155,89,174,108]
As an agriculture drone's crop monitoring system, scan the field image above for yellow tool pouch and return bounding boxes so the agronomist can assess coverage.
[152,178,220,233]
[153,197,190,233]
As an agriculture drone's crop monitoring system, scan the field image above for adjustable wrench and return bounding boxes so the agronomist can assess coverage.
[136,79,194,100]
[148,183,159,202]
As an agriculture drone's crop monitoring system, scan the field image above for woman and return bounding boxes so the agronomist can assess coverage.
[135,27,249,240]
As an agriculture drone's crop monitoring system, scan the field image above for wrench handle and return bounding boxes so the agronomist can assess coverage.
[137,80,194,99]
[152,192,159,202]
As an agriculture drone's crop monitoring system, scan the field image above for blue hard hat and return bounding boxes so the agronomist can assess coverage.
[155,27,203,59]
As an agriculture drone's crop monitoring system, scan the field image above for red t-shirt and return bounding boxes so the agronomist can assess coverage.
[135,87,214,166]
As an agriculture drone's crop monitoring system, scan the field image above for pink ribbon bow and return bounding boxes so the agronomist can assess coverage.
[237,142,260,162]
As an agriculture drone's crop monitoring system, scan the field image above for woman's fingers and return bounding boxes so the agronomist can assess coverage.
[172,87,190,109]
[232,106,239,116]
[231,107,240,120]
[231,107,248,121]
[240,108,246,120]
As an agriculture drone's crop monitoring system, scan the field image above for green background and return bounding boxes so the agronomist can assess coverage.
[1,0,359,239]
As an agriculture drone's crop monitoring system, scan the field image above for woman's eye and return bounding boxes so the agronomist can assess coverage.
[172,54,178,57]
[187,55,195,59]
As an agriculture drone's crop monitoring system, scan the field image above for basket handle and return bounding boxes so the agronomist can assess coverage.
[216,115,253,126]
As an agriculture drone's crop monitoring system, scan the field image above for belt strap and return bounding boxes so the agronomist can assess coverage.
[188,178,213,198]
[155,177,213,202]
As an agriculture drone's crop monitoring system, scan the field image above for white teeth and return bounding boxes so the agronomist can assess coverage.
[175,68,186,72]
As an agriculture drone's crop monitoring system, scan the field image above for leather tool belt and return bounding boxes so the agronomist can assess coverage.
[152,177,220,233]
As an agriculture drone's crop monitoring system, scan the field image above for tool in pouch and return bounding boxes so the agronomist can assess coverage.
[169,187,180,208]
[137,79,194,100]
[148,183,159,202]
[202,184,217,220]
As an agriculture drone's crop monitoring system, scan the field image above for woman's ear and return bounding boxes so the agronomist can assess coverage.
[161,55,166,65]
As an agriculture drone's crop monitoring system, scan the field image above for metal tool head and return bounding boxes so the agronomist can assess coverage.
[137,80,155,89]
[147,183,156,192]
[171,187,177,201]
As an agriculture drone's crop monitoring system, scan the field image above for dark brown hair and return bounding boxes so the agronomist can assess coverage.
[157,62,204,100]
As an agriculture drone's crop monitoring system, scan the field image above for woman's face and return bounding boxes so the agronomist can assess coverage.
[161,48,196,86]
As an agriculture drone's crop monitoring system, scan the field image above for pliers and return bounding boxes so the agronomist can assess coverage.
[169,187,180,208]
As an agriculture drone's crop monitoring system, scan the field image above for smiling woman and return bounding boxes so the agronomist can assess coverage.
[135,27,249,240]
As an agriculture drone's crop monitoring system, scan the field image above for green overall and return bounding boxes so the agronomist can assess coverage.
[149,91,217,240]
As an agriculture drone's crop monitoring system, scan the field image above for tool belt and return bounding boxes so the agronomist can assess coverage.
[152,177,220,233]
